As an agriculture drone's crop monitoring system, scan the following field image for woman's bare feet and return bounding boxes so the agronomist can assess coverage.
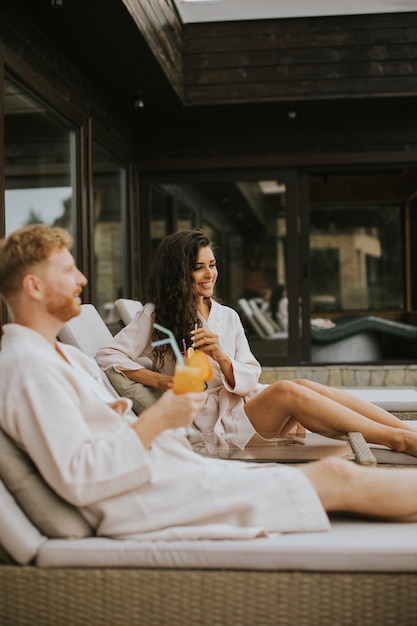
[399,429,417,457]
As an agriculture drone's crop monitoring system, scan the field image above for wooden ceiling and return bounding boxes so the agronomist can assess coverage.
[3,0,417,172]
[7,1,417,122]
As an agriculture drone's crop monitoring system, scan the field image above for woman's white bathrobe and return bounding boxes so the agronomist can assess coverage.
[0,324,329,540]
[97,300,270,449]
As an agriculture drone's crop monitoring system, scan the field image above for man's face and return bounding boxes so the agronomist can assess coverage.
[42,247,87,322]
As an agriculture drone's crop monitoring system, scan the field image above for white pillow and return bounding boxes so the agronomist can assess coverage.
[114,298,143,325]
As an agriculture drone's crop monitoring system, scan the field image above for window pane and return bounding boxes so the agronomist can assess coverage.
[150,185,173,252]
[4,77,76,238]
[310,172,406,312]
[92,142,127,319]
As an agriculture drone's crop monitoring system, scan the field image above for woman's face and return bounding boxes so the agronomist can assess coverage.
[192,246,218,298]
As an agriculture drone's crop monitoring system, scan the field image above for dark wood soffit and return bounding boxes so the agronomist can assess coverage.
[133,94,417,163]
[4,2,417,124]
[136,151,417,174]
[2,0,183,119]
[182,12,417,106]
[122,0,184,100]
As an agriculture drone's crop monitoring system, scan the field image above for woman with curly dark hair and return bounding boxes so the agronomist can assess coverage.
[147,229,213,371]
[97,229,417,454]
[97,228,234,421]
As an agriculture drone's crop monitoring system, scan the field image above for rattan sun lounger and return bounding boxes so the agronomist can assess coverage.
[2,524,417,626]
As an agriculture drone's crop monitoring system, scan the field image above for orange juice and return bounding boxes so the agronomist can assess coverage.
[173,365,205,394]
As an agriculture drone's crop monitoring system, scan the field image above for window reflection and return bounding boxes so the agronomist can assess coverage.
[4,77,76,238]
[92,142,127,319]
[150,185,173,252]
[310,173,406,313]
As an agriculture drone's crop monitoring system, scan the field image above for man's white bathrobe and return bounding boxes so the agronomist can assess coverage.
[0,324,329,540]
[97,300,270,449]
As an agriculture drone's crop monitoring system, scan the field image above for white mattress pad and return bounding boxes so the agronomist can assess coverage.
[36,518,417,572]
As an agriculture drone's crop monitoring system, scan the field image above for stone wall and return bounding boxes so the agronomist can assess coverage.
[259,365,417,388]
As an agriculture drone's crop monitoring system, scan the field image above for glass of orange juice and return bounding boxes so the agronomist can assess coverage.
[172,365,205,394]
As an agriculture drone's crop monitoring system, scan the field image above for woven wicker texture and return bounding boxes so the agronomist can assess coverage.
[1,566,417,626]
[347,432,377,466]
[393,411,417,420]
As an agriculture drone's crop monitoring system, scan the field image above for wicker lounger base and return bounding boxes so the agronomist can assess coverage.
[1,566,417,626]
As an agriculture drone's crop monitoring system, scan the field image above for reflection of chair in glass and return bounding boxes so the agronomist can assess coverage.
[238,298,287,340]
[248,299,284,333]
[240,296,417,363]
[311,315,417,363]
[114,298,143,325]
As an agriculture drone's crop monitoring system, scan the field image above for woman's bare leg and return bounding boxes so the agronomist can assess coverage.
[244,380,417,456]
[301,457,417,522]
[293,378,416,431]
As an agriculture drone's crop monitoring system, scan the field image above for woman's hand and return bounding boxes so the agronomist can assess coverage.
[191,327,235,388]
[191,327,225,362]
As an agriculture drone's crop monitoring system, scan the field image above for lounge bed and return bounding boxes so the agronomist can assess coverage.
[2,304,417,625]
[2,418,417,626]
[2,524,417,626]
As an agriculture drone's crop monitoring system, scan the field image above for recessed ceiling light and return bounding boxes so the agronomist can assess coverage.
[259,181,286,195]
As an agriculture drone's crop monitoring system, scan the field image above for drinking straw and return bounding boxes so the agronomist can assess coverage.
[182,338,187,356]
[192,322,198,349]
[152,323,185,367]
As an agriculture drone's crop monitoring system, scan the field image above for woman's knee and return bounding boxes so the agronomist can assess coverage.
[293,378,318,391]
[263,379,310,413]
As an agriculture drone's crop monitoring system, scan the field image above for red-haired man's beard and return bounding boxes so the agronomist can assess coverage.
[44,286,82,322]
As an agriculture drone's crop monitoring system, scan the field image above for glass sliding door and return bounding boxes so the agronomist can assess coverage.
[308,169,417,362]
[309,171,409,315]
[4,77,76,239]
[310,204,403,312]
[146,177,296,364]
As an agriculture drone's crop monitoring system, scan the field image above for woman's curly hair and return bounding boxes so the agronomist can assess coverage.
[146,229,213,369]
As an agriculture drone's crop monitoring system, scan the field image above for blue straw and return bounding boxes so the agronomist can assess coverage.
[152,323,185,367]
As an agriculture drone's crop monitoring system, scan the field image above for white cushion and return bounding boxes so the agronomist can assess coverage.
[36,519,417,571]
[343,388,417,411]
[58,304,113,358]
[114,299,143,325]
[0,480,46,565]
[58,304,120,398]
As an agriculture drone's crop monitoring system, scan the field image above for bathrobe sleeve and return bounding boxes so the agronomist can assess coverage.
[96,302,157,374]
[4,342,152,508]
[205,300,262,396]
[192,302,266,445]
